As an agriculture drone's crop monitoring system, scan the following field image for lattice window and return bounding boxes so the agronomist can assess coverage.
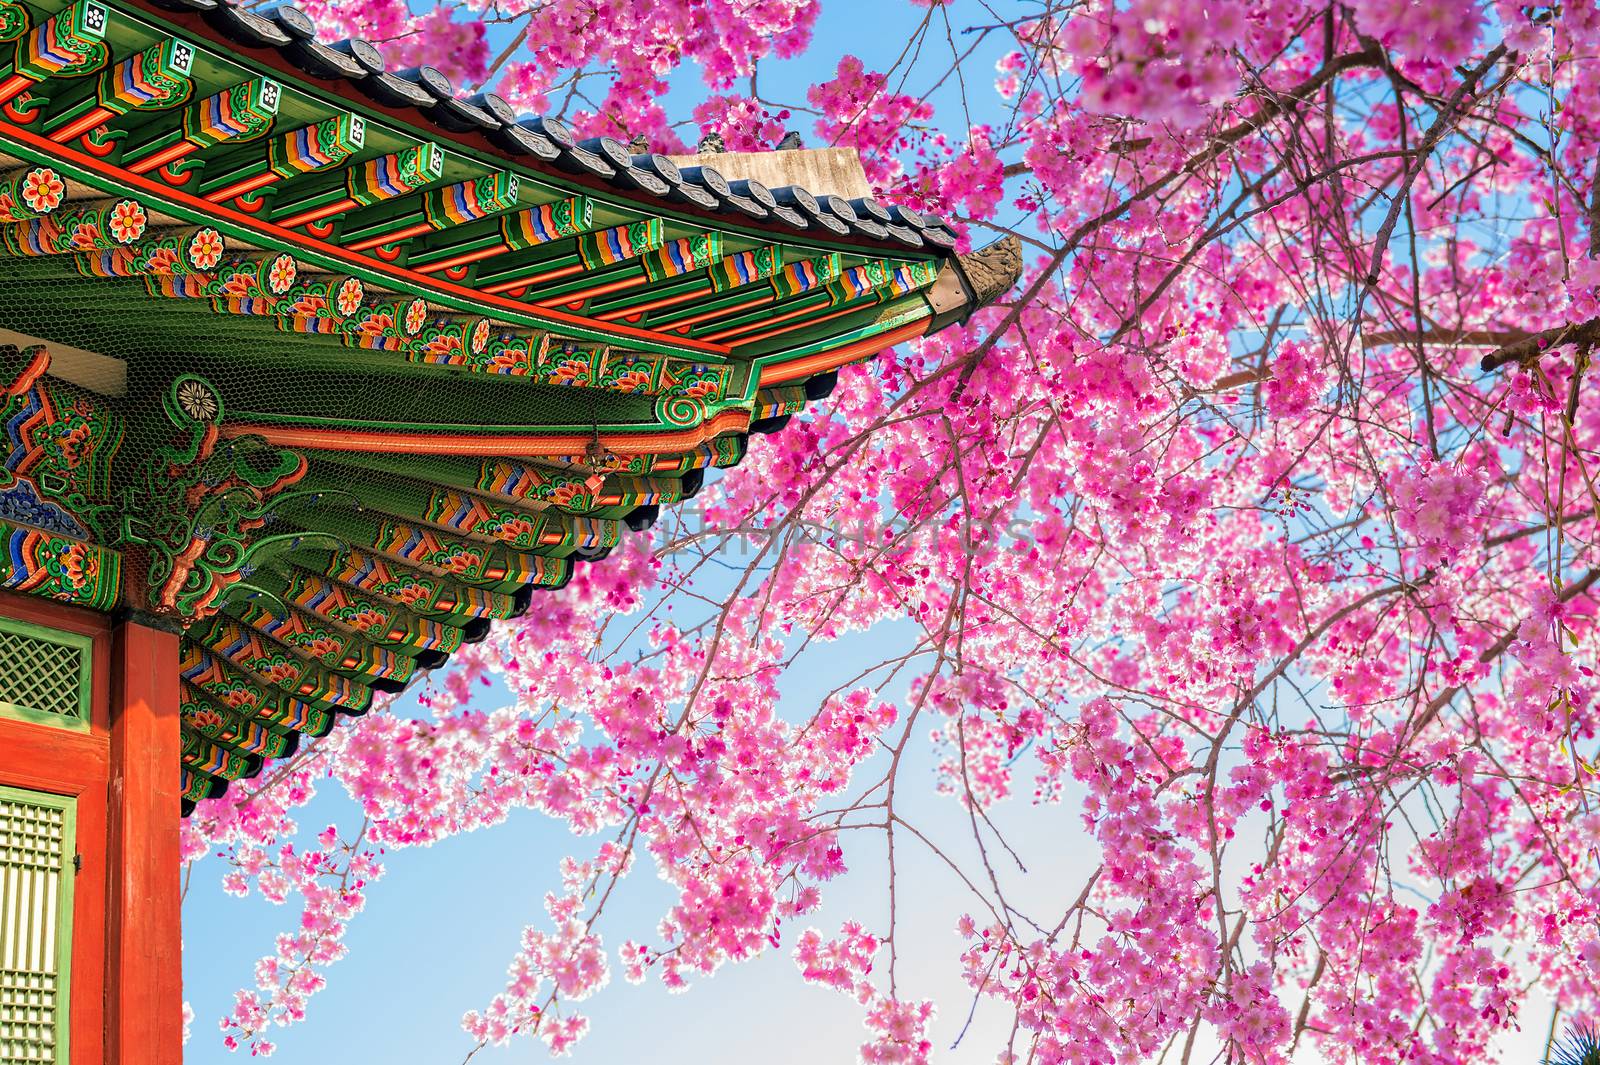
[0,621,91,732]
[0,787,74,1065]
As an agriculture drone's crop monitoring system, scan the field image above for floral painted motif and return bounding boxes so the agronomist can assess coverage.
[184,707,225,732]
[175,379,219,423]
[287,294,326,318]
[266,254,296,295]
[356,312,393,338]
[254,659,302,686]
[19,167,63,213]
[289,631,344,660]
[422,334,461,361]
[188,228,224,270]
[403,298,428,336]
[336,277,364,316]
[107,199,146,244]
[144,245,180,274]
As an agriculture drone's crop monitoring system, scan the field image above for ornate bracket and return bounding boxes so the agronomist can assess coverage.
[120,373,310,619]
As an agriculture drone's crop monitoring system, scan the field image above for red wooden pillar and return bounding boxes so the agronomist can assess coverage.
[106,618,183,1065]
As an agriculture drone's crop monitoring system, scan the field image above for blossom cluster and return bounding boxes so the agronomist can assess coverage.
[182,2,1600,1063]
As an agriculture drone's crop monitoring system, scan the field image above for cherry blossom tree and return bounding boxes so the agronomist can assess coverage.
[189,1,1600,1063]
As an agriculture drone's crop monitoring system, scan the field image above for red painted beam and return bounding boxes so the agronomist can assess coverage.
[107,619,183,1065]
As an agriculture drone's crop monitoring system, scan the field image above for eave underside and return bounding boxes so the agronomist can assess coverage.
[0,0,1019,810]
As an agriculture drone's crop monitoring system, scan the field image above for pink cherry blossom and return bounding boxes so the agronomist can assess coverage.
[183,3,1600,1063]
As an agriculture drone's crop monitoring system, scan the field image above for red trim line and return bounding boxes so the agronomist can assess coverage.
[702,300,821,343]
[0,111,730,352]
[5,344,49,395]
[127,140,195,175]
[416,243,506,274]
[0,73,32,106]
[535,272,644,307]
[347,220,429,252]
[755,319,929,386]
[220,408,754,457]
[205,170,278,203]
[595,283,709,322]
[274,195,355,229]
[721,302,867,346]
[666,290,775,330]
[482,262,581,294]
[52,107,113,144]
[218,319,929,453]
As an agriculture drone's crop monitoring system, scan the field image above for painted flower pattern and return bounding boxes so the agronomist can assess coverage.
[436,548,482,575]
[336,277,364,316]
[357,313,394,337]
[608,369,653,393]
[335,606,388,632]
[221,272,255,298]
[267,254,296,295]
[256,660,302,686]
[108,199,147,244]
[403,298,428,335]
[55,541,92,589]
[423,334,462,361]
[187,228,223,270]
[484,515,539,546]
[547,482,584,508]
[48,420,92,468]
[20,168,63,213]
[488,351,530,374]
[69,222,99,250]
[546,360,593,386]
[289,294,327,318]
[292,632,344,660]
[471,318,491,354]
[143,246,180,275]
[215,686,254,710]
[176,379,219,423]
[184,707,224,733]
[390,582,431,607]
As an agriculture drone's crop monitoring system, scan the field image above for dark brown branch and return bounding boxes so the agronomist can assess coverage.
[1480,318,1600,371]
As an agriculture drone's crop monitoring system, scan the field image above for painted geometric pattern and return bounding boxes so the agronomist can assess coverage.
[190,616,375,710]
[225,598,415,685]
[0,367,123,548]
[0,0,985,817]
[178,643,333,735]
[0,521,118,612]
[321,548,522,620]
[285,570,462,656]
[180,683,296,759]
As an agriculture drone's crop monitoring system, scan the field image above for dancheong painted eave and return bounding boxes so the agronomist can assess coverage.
[0,0,1021,811]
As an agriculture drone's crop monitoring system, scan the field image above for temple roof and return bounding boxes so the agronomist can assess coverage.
[136,0,962,255]
[0,0,1021,811]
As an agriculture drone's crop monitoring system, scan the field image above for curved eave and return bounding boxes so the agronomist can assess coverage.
[124,0,962,260]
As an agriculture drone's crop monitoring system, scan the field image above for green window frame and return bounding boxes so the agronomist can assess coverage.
[0,619,93,733]
[0,784,75,1065]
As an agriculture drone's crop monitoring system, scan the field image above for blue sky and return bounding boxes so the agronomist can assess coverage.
[180,4,1560,1062]
[181,6,1032,1062]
